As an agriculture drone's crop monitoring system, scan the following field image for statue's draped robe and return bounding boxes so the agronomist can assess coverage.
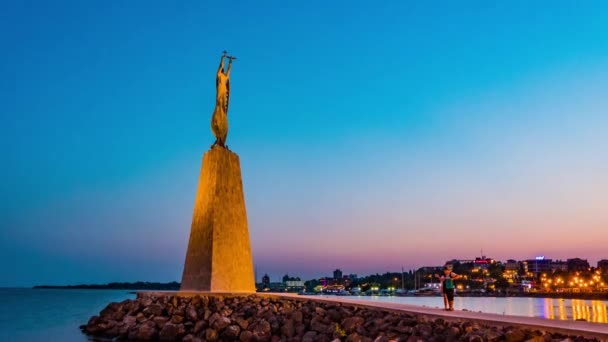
[211,71,229,145]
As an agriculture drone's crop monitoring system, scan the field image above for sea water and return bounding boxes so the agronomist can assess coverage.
[0,288,134,341]
[338,295,608,324]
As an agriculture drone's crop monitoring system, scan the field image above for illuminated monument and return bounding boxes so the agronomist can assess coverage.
[181,52,255,292]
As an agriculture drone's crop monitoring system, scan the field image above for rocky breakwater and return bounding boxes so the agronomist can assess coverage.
[82,293,600,341]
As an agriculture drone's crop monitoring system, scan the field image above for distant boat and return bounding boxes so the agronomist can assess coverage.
[395,289,415,297]
[413,287,441,297]
[335,291,351,296]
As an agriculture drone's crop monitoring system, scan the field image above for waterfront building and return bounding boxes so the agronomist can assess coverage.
[523,257,553,277]
[262,274,270,290]
[551,260,568,272]
[474,257,495,266]
[505,259,519,271]
[333,269,343,280]
[567,258,590,272]
[282,274,301,283]
[419,266,441,274]
[284,280,305,292]
[503,259,519,283]
[598,259,608,273]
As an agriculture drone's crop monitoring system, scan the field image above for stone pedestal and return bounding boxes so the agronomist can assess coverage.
[181,146,255,292]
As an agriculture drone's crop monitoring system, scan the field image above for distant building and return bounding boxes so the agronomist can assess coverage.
[567,258,590,272]
[333,269,343,280]
[505,260,519,271]
[550,260,568,272]
[523,258,553,277]
[262,274,270,289]
[598,260,608,273]
[319,277,330,287]
[419,266,441,273]
[474,257,495,266]
[284,280,305,292]
[280,274,304,292]
[503,260,519,282]
[282,274,301,283]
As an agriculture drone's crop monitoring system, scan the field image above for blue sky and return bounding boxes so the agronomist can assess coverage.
[2,1,608,286]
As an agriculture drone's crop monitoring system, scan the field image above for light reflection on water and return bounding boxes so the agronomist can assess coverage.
[334,296,608,324]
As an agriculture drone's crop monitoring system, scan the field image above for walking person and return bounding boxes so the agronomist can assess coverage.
[435,266,461,311]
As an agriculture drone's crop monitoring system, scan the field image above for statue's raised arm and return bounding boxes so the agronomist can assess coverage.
[226,58,232,79]
[217,54,225,75]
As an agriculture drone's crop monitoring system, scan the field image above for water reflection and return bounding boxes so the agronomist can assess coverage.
[518,298,607,323]
[346,296,608,324]
[553,298,608,323]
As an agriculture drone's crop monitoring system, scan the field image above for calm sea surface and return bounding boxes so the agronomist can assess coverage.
[336,295,608,324]
[0,288,135,341]
[1,289,607,341]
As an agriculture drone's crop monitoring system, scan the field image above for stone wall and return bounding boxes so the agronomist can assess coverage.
[81,293,601,341]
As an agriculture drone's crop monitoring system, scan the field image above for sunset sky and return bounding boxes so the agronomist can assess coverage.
[2,1,608,286]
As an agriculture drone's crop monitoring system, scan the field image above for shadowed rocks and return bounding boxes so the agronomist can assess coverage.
[81,294,600,341]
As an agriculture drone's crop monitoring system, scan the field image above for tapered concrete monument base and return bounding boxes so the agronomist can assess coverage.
[181,146,255,292]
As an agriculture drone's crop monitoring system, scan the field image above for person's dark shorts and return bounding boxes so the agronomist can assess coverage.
[444,288,455,301]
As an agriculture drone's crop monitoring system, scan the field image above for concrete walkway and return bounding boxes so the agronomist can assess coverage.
[283,294,608,340]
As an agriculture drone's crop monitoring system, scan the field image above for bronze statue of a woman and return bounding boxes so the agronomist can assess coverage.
[211,51,235,147]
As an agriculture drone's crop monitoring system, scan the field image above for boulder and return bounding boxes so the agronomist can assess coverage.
[193,320,207,334]
[302,331,318,342]
[186,305,198,321]
[281,318,295,337]
[342,316,365,333]
[137,321,158,341]
[251,319,272,341]
[236,317,249,330]
[171,314,184,324]
[143,303,165,317]
[159,322,185,341]
[205,328,219,341]
[240,330,253,342]
[224,325,241,338]
[153,316,169,329]
[212,316,231,331]
[505,329,527,342]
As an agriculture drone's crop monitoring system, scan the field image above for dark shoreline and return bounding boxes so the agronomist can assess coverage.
[31,285,608,301]
[33,282,180,291]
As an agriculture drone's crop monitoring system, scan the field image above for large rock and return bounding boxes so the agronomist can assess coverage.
[153,316,169,329]
[186,305,198,321]
[302,331,318,342]
[251,319,272,341]
[240,330,253,342]
[281,318,295,337]
[159,322,185,341]
[137,321,157,340]
[212,316,231,331]
[505,329,527,342]
[224,325,241,338]
[144,303,164,317]
[205,328,219,341]
[342,316,365,333]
